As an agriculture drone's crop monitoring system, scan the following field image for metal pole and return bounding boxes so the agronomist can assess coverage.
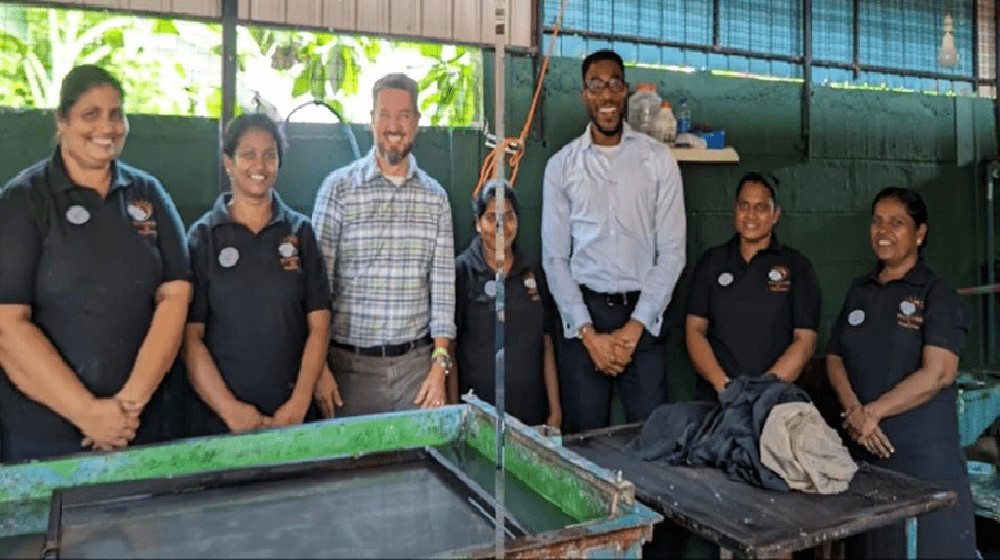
[219,0,238,193]
[493,1,508,557]
[801,0,812,157]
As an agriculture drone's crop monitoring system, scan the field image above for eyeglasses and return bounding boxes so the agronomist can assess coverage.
[584,78,627,95]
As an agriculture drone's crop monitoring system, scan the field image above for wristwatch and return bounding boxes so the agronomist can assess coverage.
[432,348,452,375]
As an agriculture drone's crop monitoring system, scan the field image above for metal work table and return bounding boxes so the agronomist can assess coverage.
[565,424,957,559]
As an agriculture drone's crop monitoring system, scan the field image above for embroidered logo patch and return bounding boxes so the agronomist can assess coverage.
[128,200,157,236]
[896,296,924,330]
[278,235,300,271]
[523,271,540,301]
[718,272,734,287]
[66,205,90,225]
[848,309,865,326]
[219,246,239,268]
[766,265,791,293]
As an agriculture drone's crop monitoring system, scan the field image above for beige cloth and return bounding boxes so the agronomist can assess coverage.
[759,401,857,494]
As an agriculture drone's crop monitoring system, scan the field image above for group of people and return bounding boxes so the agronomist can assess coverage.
[0,49,977,557]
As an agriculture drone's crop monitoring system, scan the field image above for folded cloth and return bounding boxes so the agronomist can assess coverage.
[760,401,857,494]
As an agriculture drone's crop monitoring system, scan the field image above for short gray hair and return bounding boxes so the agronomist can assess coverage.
[372,73,419,114]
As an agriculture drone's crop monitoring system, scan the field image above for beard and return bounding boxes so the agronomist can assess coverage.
[377,140,413,166]
[587,105,623,138]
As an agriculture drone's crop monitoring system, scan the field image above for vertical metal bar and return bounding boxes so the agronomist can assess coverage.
[987,166,996,364]
[852,0,860,79]
[802,0,812,157]
[712,0,720,49]
[532,0,545,139]
[973,0,980,87]
[492,3,508,557]
[219,0,238,193]
[905,516,917,559]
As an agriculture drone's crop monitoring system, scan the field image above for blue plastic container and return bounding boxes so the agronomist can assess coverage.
[956,370,1000,447]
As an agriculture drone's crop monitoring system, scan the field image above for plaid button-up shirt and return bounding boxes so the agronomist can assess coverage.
[312,148,456,347]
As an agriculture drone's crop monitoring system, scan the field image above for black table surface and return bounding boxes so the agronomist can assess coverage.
[564,424,956,558]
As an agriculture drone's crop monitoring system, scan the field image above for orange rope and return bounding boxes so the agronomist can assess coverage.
[472,0,567,199]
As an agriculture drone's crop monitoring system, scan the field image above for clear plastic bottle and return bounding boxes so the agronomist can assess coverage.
[652,101,676,145]
[676,97,691,135]
[627,83,661,135]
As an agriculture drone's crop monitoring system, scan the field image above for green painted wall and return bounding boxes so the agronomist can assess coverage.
[1,54,995,400]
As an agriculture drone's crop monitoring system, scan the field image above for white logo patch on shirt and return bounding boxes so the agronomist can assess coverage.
[127,202,151,222]
[484,279,497,297]
[218,247,240,268]
[768,268,783,281]
[848,309,865,326]
[899,300,916,316]
[278,241,297,258]
[66,205,90,225]
[718,272,734,287]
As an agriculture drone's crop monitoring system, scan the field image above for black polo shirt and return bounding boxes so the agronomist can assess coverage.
[0,151,189,461]
[827,259,967,479]
[187,192,329,429]
[686,234,820,397]
[454,239,556,426]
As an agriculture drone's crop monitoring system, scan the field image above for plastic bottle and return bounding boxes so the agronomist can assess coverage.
[627,83,661,135]
[676,97,691,135]
[652,101,676,145]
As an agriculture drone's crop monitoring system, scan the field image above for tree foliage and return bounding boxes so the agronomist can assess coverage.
[0,5,482,126]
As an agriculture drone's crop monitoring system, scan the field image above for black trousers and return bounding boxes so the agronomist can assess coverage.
[558,289,669,435]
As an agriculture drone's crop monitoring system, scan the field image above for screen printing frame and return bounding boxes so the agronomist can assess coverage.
[41,447,528,559]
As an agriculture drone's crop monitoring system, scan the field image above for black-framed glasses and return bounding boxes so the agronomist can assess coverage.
[584,77,627,94]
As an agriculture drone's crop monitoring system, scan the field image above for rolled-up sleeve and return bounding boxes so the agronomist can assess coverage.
[541,152,591,338]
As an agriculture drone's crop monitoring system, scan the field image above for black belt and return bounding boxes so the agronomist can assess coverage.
[580,285,640,307]
[331,336,431,357]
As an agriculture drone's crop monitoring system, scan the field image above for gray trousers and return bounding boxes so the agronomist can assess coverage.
[329,344,431,417]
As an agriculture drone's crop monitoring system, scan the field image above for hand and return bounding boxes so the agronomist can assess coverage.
[272,396,309,427]
[859,427,895,459]
[78,398,140,451]
[314,365,343,418]
[841,403,880,441]
[414,364,447,408]
[222,400,272,434]
[545,408,562,430]
[610,320,644,364]
[582,331,627,376]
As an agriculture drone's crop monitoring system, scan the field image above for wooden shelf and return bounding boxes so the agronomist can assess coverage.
[671,146,740,163]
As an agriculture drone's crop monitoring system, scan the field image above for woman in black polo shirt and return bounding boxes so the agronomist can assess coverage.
[0,65,191,462]
[826,187,975,558]
[183,113,331,435]
[449,181,561,427]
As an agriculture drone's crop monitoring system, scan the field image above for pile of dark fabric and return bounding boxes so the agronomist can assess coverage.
[627,375,810,491]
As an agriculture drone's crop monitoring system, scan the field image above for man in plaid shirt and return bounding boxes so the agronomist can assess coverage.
[311,73,455,417]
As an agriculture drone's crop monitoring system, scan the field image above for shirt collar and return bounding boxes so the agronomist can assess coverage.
[725,232,783,262]
[580,120,639,152]
[861,257,933,286]
[207,190,292,229]
[360,146,419,184]
[48,149,131,193]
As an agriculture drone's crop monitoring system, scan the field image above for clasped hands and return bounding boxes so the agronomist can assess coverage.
[79,394,145,452]
[582,320,644,377]
[842,403,894,459]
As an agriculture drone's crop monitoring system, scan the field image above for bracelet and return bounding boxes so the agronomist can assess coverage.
[432,348,452,375]
[432,348,449,360]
